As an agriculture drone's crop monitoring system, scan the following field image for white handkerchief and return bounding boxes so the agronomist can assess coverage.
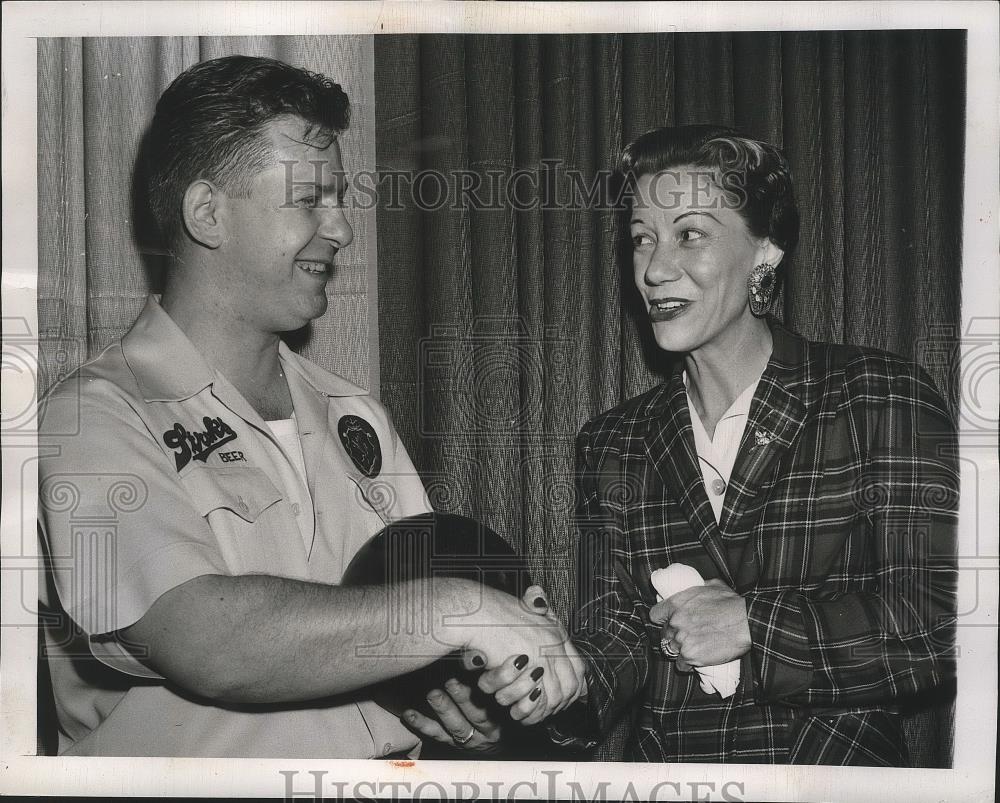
[650,564,740,698]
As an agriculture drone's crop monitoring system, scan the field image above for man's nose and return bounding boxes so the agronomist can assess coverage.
[317,205,354,249]
[643,243,682,286]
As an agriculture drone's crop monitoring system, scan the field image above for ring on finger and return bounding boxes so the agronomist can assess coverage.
[453,726,476,745]
[660,637,679,658]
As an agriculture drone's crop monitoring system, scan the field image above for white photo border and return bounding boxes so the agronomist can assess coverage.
[2,2,997,800]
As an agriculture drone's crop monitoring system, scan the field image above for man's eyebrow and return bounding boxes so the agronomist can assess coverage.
[673,210,720,225]
[291,177,347,194]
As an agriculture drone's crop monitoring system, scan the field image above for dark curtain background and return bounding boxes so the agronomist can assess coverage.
[374,31,966,765]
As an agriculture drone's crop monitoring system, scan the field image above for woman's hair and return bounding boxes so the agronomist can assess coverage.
[142,55,351,249]
[618,124,799,256]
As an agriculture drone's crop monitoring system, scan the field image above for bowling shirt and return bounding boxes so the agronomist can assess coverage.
[37,297,432,757]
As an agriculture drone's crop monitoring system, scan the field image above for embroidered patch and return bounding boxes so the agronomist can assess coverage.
[162,416,238,472]
[338,415,382,478]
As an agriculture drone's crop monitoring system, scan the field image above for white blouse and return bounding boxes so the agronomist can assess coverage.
[684,372,763,523]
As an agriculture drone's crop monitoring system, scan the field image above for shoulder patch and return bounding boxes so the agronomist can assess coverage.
[338,414,382,478]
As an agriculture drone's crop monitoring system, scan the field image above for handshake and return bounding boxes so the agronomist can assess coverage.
[403,582,588,752]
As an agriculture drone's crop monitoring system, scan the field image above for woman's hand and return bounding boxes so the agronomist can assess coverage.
[448,584,584,718]
[476,587,588,724]
[402,678,502,754]
[649,579,751,671]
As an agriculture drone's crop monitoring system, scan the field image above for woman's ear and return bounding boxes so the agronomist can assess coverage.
[761,239,785,269]
[181,180,225,249]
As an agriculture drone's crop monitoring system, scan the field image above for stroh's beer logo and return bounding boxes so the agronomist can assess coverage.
[162,416,238,471]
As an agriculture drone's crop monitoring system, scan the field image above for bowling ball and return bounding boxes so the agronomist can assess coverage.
[341,512,532,720]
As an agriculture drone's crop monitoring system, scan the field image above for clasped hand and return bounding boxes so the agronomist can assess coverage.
[649,578,751,672]
[413,585,587,749]
[467,585,586,725]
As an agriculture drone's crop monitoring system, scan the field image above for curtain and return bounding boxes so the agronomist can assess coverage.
[374,31,966,765]
[36,35,378,396]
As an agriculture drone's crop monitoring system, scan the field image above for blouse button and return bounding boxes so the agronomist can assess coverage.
[710,478,727,496]
[291,502,302,516]
[237,496,249,512]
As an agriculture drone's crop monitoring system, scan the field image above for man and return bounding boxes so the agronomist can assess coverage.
[37,55,582,758]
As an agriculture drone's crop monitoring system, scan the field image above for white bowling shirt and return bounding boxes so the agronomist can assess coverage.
[37,297,432,757]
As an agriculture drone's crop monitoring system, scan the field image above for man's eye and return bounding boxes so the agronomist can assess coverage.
[295,196,318,208]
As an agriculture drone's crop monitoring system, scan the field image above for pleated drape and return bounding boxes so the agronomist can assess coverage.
[36,35,378,394]
[375,31,965,765]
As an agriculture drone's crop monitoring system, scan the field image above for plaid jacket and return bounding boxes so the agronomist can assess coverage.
[565,321,957,765]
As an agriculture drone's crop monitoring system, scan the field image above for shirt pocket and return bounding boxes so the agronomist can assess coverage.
[179,466,283,522]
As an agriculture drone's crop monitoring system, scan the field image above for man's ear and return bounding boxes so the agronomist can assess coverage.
[181,180,226,249]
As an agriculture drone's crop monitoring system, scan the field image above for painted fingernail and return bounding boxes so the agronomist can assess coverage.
[530,666,544,681]
[404,710,417,721]
[529,687,542,701]
[533,597,547,608]
[472,655,485,667]
[514,654,529,670]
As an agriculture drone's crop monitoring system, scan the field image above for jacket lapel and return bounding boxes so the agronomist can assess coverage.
[723,322,810,586]
[644,371,736,585]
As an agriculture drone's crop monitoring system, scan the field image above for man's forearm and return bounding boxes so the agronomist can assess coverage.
[120,573,484,703]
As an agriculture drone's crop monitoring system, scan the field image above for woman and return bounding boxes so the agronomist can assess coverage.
[485,125,958,765]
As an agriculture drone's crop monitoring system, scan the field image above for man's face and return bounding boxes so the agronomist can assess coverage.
[218,115,354,333]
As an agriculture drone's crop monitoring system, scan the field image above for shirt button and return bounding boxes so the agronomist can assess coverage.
[291,502,301,516]
[710,478,727,496]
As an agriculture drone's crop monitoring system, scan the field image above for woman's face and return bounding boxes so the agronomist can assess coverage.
[631,166,781,356]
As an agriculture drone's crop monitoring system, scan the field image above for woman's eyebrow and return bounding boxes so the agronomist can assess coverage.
[673,210,721,225]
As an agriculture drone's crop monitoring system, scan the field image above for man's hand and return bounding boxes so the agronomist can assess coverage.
[648,579,751,671]
[402,678,502,754]
[472,587,588,724]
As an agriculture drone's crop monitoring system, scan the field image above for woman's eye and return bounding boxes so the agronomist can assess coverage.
[632,233,653,248]
[295,196,318,208]
[679,228,705,242]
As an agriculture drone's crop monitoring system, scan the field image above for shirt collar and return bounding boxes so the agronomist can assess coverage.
[682,365,763,425]
[122,296,368,402]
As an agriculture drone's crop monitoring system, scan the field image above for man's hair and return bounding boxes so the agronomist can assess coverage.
[618,124,799,256]
[143,55,350,249]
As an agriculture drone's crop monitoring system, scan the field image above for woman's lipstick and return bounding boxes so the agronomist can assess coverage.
[648,298,693,322]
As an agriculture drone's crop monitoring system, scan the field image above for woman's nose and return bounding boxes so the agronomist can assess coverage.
[642,244,682,286]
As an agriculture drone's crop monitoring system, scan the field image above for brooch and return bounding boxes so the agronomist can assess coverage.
[754,429,773,448]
